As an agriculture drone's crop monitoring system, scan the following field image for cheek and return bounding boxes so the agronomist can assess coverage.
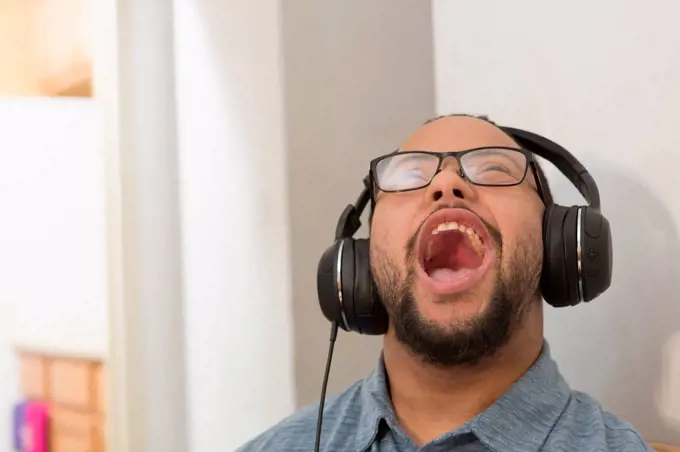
[370,202,413,262]
[491,200,544,257]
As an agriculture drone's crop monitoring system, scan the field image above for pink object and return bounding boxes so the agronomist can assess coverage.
[13,401,27,450]
[22,402,49,452]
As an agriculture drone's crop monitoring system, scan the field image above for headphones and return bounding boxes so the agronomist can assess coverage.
[316,126,613,335]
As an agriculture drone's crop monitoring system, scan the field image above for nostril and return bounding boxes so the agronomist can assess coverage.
[453,188,464,199]
[433,190,443,201]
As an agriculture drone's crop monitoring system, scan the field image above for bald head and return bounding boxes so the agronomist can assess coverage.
[403,115,520,154]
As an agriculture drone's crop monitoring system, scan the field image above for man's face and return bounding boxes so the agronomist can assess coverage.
[369,116,545,367]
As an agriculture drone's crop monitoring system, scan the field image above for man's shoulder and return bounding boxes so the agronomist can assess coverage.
[235,402,321,452]
[236,379,369,452]
[599,408,655,452]
[548,389,654,451]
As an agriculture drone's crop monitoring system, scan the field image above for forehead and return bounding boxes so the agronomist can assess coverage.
[400,116,519,152]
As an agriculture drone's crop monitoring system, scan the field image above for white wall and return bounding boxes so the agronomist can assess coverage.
[0,97,107,450]
[102,1,189,450]
[433,0,680,444]
[172,1,295,450]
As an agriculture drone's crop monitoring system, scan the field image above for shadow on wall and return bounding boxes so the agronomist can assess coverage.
[545,160,680,444]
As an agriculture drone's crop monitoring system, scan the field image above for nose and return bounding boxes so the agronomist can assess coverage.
[425,157,476,203]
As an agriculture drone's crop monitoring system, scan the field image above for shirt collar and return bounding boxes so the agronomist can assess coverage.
[356,341,571,452]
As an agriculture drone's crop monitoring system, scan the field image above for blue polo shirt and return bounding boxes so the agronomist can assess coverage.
[237,342,653,451]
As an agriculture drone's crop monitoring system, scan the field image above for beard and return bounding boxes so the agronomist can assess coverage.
[371,218,542,368]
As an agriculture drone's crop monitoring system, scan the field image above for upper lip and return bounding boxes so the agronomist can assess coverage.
[416,207,492,260]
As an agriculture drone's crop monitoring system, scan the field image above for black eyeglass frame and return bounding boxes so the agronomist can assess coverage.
[369,146,535,194]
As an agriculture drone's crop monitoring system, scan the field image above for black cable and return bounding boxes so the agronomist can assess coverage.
[313,321,339,452]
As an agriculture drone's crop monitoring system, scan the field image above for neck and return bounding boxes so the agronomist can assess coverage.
[382,307,544,446]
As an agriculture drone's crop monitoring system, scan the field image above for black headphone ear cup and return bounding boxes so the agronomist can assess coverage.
[316,238,388,334]
[579,207,613,302]
[351,239,388,335]
[339,237,359,331]
[541,204,579,307]
[317,239,349,330]
[542,204,612,307]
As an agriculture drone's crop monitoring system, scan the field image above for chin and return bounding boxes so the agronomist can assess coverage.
[413,280,496,326]
[379,207,541,367]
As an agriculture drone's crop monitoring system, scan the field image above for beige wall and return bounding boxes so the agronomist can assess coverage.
[281,0,436,407]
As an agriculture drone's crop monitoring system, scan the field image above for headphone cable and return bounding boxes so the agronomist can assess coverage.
[314,321,339,452]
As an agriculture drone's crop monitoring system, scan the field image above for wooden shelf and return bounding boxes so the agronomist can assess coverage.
[0,0,93,98]
[41,58,92,98]
[17,349,106,452]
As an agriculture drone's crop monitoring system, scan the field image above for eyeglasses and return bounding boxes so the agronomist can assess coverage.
[369,147,532,193]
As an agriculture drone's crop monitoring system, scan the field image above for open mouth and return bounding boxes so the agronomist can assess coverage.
[416,208,494,295]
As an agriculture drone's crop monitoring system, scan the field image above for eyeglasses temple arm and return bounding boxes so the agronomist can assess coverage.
[531,160,553,206]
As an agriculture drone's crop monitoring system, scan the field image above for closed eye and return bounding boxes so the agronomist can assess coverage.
[478,164,512,174]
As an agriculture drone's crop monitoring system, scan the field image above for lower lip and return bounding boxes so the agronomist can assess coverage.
[415,246,494,296]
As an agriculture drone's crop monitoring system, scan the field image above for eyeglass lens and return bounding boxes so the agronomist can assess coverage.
[374,148,528,192]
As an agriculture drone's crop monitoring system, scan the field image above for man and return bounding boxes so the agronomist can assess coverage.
[238,115,652,451]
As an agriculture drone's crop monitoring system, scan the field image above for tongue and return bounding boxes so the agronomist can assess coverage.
[425,230,483,281]
[429,268,461,282]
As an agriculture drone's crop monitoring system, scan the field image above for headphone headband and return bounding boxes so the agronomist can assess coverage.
[501,127,601,210]
[334,177,371,240]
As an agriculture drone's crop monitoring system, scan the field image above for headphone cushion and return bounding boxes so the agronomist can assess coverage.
[316,238,388,335]
[542,204,613,307]
[352,239,388,335]
[317,239,347,329]
[541,204,578,307]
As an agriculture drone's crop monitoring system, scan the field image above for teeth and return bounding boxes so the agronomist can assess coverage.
[433,221,458,234]
[432,221,475,236]
[429,221,485,257]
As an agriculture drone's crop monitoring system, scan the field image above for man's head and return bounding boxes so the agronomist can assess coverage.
[369,114,549,367]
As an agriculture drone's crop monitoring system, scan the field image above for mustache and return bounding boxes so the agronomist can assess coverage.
[405,203,503,264]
